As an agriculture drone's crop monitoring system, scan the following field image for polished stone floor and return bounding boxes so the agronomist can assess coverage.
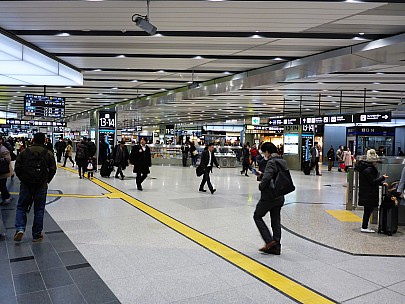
[1,162,404,304]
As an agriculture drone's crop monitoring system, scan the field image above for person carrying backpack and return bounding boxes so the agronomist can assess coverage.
[75,139,88,179]
[13,132,56,242]
[253,142,291,255]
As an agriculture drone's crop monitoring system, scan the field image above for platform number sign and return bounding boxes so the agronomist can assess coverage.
[99,111,116,130]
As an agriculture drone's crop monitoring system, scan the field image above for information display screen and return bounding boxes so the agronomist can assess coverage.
[24,94,65,118]
[284,134,299,154]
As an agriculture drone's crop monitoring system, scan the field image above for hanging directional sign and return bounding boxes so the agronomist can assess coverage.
[353,112,391,123]
[269,117,301,126]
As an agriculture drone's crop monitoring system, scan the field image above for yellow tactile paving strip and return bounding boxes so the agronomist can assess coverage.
[58,165,336,304]
[326,210,362,222]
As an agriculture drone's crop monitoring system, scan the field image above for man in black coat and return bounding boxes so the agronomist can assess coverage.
[254,142,288,255]
[199,143,220,194]
[129,137,151,190]
[98,137,110,164]
[112,140,129,180]
[310,141,322,176]
[357,149,388,233]
[54,138,66,163]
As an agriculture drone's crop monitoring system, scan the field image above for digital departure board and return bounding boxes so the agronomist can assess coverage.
[24,94,65,118]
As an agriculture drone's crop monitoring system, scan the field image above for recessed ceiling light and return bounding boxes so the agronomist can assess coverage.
[250,35,262,39]
[157,70,165,73]
[274,57,283,61]
[193,56,204,59]
[56,32,70,37]
[131,80,138,82]
[373,82,380,85]
[153,33,163,37]
[359,32,365,35]
[116,55,126,58]
[223,71,231,75]
[86,97,91,100]
[93,69,102,72]
[65,86,71,89]
[112,87,118,90]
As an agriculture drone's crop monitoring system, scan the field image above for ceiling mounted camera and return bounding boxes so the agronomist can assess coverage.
[132,0,157,35]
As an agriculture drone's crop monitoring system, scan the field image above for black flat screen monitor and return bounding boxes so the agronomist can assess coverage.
[24,94,65,118]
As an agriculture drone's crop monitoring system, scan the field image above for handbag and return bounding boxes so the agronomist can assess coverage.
[196,164,205,177]
[192,150,198,156]
[0,158,10,175]
[269,159,295,197]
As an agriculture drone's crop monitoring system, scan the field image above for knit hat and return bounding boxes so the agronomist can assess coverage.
[366,149,379,162]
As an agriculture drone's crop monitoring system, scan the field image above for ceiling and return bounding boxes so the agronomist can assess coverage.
[1,0,405,127]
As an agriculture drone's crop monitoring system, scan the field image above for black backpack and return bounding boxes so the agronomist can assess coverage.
[76,146,86,160]
[269,159,295,198]
[21,148,49,185]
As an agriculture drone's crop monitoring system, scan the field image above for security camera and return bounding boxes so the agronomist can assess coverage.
[134,16,157,35]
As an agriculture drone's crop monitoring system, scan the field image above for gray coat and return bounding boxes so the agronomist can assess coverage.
[258,155,286,206]
[0,144,13,180]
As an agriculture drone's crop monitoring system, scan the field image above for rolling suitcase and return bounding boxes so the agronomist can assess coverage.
[303,160,311,175]
[378,185,399,236]
[100,160,114,177]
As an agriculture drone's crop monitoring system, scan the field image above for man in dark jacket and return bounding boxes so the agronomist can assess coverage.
[254,142,288,255]
[181,142,190,167]
[357,149,388,233]
[99,136,110,164]
[112,140,129,180]
[75,139,88,179]
[14,132,56,242]
[199,143,220,194]
[54,137,66,163]
[310,142,322,176]
[129,137,151,190]
[87,138,96,158]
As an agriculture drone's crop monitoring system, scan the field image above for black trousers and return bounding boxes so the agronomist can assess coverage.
[56,152,63,162]
[253,199,282,246]
[136,172,148,188]
[78,166,86,177]
[63,155,74,166]
[182,153,188,167]
[311,157,320,174]
[362,206,375,229]
[115,165,124,178]
[0,178,10,201]
[199,168,214,192]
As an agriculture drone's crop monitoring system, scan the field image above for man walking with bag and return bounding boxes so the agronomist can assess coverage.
[254,142,292,255]
[199,143,220,194]
[14,133,56,242]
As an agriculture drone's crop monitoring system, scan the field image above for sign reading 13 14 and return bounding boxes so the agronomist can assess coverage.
[99,111,116,130]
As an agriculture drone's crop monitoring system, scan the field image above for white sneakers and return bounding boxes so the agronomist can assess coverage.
[361,228,375,233]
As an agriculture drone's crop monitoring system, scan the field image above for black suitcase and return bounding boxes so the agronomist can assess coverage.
[378,186,399,236]
[100,160,114,177]
[303,160,311,175]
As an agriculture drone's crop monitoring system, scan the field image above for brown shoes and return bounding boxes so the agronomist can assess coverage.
[258,240,277,252]
[264,247,281,255]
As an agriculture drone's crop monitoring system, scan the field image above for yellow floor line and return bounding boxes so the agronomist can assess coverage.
[58,165,336,304]
[10,191,106,199]
[326,210,362,222]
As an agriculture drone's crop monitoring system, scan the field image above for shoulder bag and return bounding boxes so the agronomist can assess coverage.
[269,159,295,197]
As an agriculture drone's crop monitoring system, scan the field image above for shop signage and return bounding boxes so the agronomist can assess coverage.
[353,112,391,123]
[98,111,116,130]
[253,126,282,131]
[165,124,175,135]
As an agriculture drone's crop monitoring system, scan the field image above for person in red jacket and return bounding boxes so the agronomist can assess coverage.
[250,144,259,167]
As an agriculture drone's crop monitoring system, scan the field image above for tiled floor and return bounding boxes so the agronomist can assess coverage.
[1,163,405,304]
[0,182,119,304]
